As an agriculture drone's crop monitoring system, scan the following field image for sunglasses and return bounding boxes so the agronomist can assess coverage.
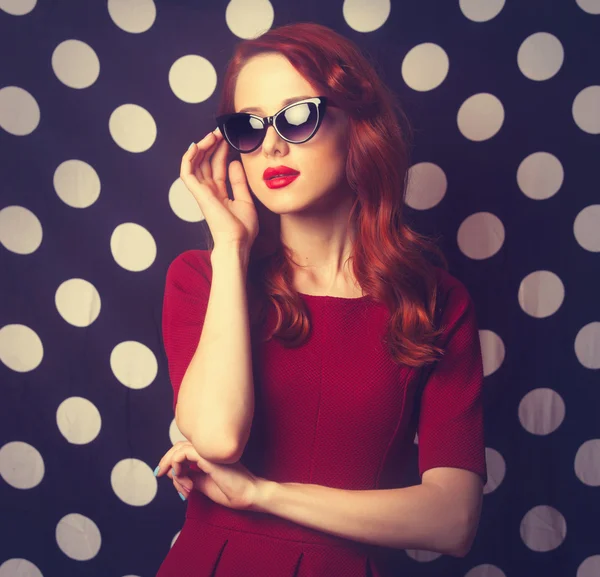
[215,96,336,154]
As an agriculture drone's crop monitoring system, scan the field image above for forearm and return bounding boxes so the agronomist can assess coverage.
[253,480,469,557]
[176,244,254,462]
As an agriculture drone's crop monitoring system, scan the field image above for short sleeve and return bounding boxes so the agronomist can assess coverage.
[417,277,488,486]
[162,250,212,415]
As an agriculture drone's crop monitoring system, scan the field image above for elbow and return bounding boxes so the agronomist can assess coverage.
[452,540,473,558]
[175,411,241,464]
[189,431,246,465]
[175,403,251,464]
[451,512,481,558]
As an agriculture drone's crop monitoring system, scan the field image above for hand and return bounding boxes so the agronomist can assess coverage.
[180,129,259,250]
[155,440,263,511]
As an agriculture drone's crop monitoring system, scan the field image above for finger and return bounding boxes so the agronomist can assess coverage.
[228,160,253,204]
[154,441,190,477]
[198,130,226,194]
[180,131,217,182]
[196,128,220,181]
[173,475,192,494]
[180,137,227,210]
[171,445,202,477]
[194,131,223,183]
[208,129,229,200]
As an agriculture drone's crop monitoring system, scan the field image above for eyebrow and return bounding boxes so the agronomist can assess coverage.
[238,95,314,114]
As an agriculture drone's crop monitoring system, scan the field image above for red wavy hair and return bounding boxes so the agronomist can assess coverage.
[207,22,449,368]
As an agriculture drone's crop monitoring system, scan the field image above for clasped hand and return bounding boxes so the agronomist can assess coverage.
[154,440,263,511]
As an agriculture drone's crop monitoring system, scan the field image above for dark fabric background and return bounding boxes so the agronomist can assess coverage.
[1,1,598,576]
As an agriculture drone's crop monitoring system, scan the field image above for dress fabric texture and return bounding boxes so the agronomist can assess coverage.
[156,249,487,577]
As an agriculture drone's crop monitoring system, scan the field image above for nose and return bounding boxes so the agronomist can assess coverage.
[261,124,287,155]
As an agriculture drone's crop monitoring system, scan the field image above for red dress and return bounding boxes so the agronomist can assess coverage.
[156,250,487,577]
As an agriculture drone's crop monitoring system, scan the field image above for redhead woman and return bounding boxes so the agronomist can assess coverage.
[154,22,487,577]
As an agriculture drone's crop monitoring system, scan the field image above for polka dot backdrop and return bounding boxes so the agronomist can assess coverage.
[0,0,599,576]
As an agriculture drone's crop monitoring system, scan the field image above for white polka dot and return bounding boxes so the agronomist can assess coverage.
[0,441,44,489]
[520,506,566,552]
[53,159,101,208]
[401,43,449,92]
[225,0,274,39]
[0,206,43,254]
[169,55,218,104]
[465,565,507,577]
[405,548,442,561]
[516,152,564,200]
[482,447,504,494]
[0,0,37,16]
[573,86,600,134]
[109,104,157,153]
[56,513,101,560]
[111,458,157,506]
[110,341,158,389]
[405,163,447,210]
[479,329,505,376]
[457,93,505,141]
[0,324,43,372]
[0,559,42,577]
[55,279,101,327]
[0,86,40,135]
[170,418,188,444]
[575,439,600,486]
[517,33,564,81]
[51,40,100,89]
[576,0,600,15]
[518,270,565,318]
[57,398,101,444]
[343,0,391,32]
[110,222,157,271]
[107,0,156,33]
[459,0,505,22]
[574,205,600,252]
[577,555,600,577]
[457,212,505,260]
[518,388,565,435]
[574,322,600,369]
[169,177,204,222]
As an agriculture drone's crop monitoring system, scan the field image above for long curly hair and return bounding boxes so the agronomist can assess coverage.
[206,22,449,368]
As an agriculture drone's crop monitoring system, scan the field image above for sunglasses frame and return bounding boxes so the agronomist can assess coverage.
[215,96,336,154]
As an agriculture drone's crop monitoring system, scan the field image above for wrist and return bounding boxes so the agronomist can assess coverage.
[211,244,250,271]
[251,478,278,514]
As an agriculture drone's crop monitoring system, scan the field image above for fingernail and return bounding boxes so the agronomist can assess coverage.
[153,466,160,477]
[188,142,195,149]
[178,492,186,501]
[170,467,176,476]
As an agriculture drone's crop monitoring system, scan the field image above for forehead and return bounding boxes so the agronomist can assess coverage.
[234,53,317,115]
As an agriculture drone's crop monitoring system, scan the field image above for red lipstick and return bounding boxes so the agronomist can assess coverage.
[263,165,300,189]
[263,165,300,180]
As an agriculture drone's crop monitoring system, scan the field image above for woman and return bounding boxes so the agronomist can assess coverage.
[155,22,487,577]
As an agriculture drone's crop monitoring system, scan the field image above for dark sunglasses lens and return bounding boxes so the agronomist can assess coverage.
[225,102,319,152]
[276,101,319,143]
[224,115,264,152]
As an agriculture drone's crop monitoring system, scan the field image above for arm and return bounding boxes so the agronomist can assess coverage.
[253,467,483,558]
[174,245,254,464]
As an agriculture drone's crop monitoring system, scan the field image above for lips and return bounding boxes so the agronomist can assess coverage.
[263,165,300,180]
